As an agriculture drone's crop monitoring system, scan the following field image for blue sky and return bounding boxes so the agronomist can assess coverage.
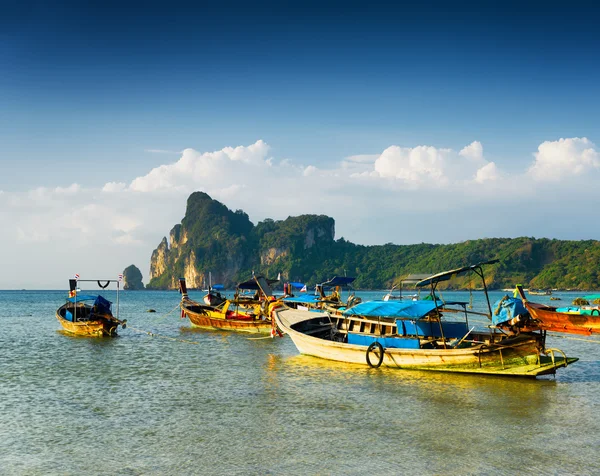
[2,1,600,287]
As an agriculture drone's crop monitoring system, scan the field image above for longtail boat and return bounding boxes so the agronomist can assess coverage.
[273,261,577,378]
[282,276,361,313]
[179,276,279,334]
[55,279,127,337]
[516,285,600,335]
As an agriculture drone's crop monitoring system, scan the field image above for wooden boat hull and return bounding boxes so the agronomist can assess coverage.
[181,301,272,334]
[274,308,576,378]
[524,301,600,335]
[55,311,119,337]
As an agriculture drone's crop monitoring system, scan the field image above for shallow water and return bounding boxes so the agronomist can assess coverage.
[1,289,599,475]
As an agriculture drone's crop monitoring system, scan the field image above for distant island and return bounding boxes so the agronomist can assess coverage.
[122,264,145,290]
[146,191,600,291]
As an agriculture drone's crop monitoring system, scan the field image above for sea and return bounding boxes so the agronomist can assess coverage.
[1,288,600,475]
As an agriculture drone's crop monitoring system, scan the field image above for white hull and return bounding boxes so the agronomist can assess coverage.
[273,308,573,377]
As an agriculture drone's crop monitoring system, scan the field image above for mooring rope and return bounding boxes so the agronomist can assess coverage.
[148,302,182,323]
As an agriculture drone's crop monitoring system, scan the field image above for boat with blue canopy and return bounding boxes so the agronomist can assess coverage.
[273,260,577,378]
[55,279,127,337]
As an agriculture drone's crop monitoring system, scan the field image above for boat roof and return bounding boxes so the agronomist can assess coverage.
[237,276,278,290]
[416,260,499,288]
[319,276,356,288]
[289,282,305,289]
[343,300,440,319]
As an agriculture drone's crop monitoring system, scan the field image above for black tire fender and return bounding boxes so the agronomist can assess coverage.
[366,342,385,368]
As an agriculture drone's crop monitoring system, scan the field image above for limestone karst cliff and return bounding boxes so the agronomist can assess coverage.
[122,264,145,290]
[147,191,336,289]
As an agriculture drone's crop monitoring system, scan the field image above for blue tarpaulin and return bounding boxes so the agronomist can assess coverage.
[67,294,98,302]
[94,295,112,314]
[283,295,321,304]
[492,296,527,326]
[343,300,439,319]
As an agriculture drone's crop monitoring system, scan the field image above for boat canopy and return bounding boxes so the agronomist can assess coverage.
[342,300,440,319]
[67,294,112,313]
[237,276,278,290]
[282,294,321,304]
[211,284,224,290]
[289,282,305,289]
[416,260,499,288]
[320,276,356,288]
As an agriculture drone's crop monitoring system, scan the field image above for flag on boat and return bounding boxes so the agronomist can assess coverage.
[118,274,123,281]
[300,284,307,292]
[74,273,80,279]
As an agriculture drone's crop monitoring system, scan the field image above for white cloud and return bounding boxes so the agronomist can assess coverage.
[373,145,451,184]
[474,162,499,183]
[102,182,126,193]
[528,137,600,181]
[303,165,317,176]
[54,183,81,194]
[370,141,495,188]
[129,140,271,193]
[459,141,484,161]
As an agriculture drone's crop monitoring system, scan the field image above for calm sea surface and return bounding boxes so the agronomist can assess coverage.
[1,289,600,475]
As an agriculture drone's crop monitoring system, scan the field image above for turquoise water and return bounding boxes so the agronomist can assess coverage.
[1,289,599,475]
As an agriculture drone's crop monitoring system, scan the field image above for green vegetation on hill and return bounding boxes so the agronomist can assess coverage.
[147,191,600,290]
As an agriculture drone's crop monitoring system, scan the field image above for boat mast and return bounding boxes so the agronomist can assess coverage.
[116,280,120,320]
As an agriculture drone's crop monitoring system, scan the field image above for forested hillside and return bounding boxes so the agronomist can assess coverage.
[147,192,600,290]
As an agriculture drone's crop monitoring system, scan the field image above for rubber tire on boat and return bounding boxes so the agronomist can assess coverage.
[591,309,600,316]
[366,342,385,368]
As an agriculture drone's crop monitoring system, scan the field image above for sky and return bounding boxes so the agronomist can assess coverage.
[2,1,600,289]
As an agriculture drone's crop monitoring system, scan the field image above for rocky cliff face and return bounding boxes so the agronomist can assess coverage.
[123,264,145,290]
[146,192,338,289]
[149,237,169,281]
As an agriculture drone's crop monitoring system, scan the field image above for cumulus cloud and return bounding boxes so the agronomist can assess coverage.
[459,141,484,161]
[102,182,126,193]
[528,137,600,181]
[370,141,495,188]
[129,140,271,193]
[474,162,499,183]
[373,145,450,184]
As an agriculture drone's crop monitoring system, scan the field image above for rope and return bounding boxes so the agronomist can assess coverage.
[148,302,182,323]
[127,325,199,345]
